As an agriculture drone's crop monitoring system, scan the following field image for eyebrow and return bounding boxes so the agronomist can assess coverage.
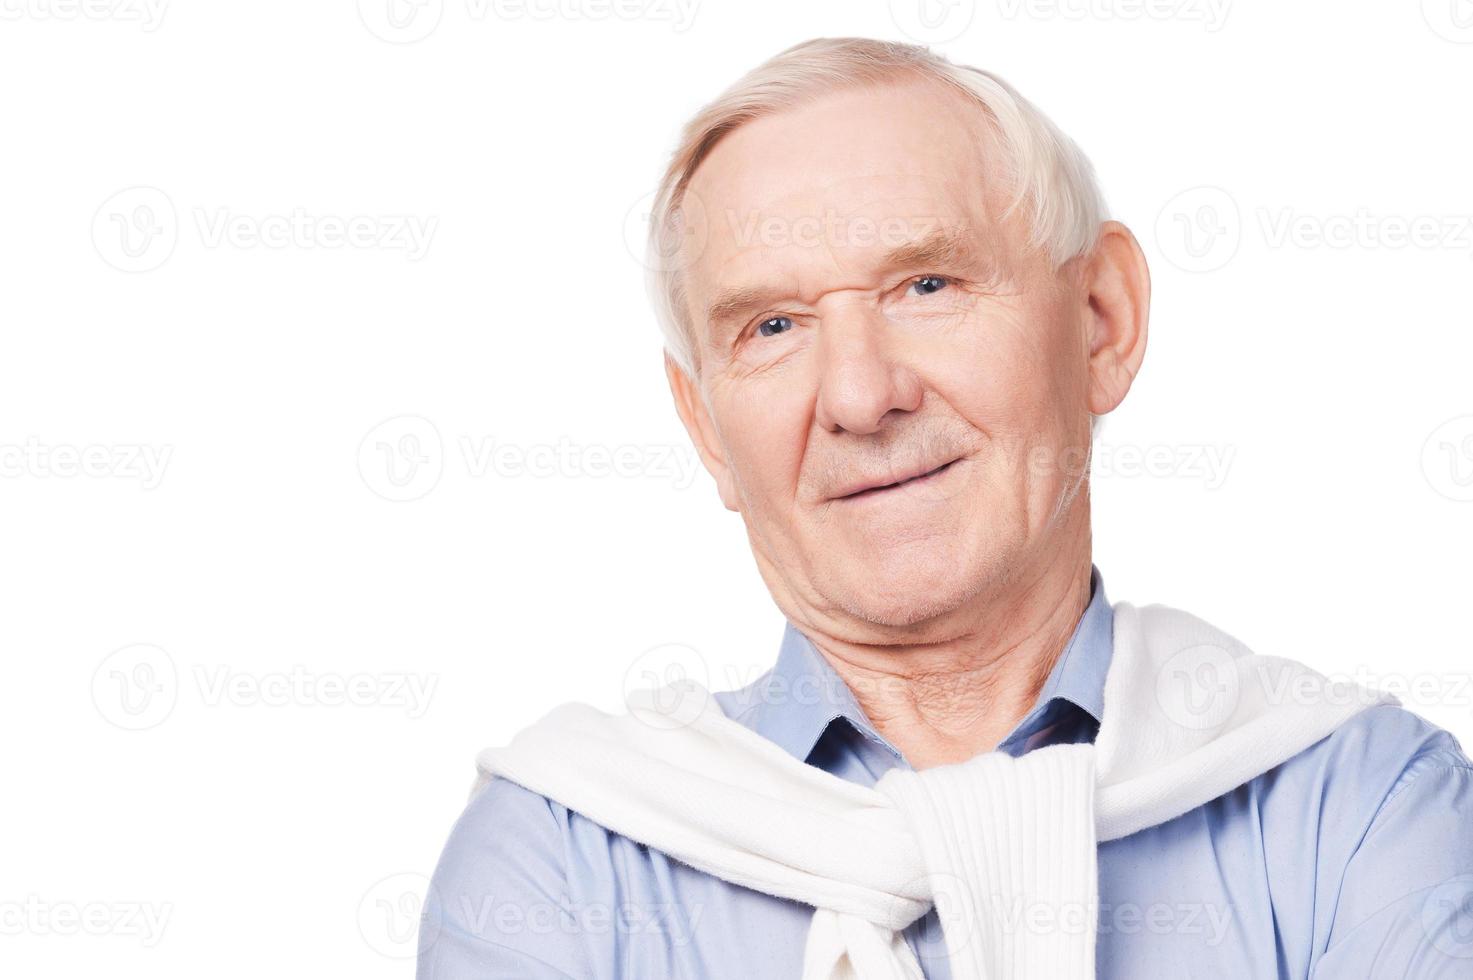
[702,226,978,332]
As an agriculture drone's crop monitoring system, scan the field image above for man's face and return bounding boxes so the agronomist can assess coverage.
[673,80,1098,631]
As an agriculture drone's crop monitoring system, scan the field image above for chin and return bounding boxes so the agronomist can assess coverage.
[826,546,986,628]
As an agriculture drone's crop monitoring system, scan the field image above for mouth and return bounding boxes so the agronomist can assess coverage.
[832,457,960,501]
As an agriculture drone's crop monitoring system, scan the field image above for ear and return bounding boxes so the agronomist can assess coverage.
[664,353,740,512]
[1081,220,1151,416]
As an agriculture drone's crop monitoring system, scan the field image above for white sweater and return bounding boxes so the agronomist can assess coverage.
[474,601,1392,979]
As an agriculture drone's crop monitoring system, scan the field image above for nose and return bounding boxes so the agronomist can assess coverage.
[813,301,924,435]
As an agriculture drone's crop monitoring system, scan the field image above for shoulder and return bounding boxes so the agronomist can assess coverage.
[1283,706,1473,972]
[421,779,600,978]
[433,774,642,885]
[427,777,576,920]
[1251,702,1472,859]
[444,775,572,862]
[1272,705,1472,891]
[1273,702,1471,814]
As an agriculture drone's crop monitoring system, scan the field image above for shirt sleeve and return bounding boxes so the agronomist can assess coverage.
[417,777,590,980]
[1310,719,1473,979]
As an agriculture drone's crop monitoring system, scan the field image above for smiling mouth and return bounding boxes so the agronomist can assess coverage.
[835,458,959,501]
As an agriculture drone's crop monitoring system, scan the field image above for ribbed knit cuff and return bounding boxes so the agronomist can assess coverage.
[876,743,1099,979]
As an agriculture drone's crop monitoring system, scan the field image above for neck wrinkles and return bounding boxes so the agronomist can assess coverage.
[804,556,1095,768]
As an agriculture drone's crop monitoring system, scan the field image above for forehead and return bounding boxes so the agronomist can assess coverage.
[679,79,1021,328]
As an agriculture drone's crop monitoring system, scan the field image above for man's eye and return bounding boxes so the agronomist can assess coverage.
[756,316,794,338]
[911,274,949,296]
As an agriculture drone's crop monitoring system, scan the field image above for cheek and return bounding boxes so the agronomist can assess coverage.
[714,379,811,508]
[936,304,1074,430]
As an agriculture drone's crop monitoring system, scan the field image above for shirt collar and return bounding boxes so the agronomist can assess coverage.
[731,564,1114,764]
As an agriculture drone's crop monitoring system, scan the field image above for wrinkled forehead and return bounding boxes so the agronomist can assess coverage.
[676,80,1028,334]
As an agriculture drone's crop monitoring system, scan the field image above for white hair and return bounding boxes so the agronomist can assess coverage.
[644,36,1110,380]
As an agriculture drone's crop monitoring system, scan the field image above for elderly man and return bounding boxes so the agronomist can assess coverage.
[420,38,1473,979]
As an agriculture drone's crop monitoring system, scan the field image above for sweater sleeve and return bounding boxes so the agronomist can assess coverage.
[417,777,590,980]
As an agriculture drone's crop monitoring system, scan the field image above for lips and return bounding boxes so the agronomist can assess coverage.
[831,457,959,500]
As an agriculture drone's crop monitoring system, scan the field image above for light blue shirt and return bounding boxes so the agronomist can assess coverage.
[419,568,1473,978]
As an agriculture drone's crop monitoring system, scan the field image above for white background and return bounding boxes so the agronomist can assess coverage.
[2,1,1470,976]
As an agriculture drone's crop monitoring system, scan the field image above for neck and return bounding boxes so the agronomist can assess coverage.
[805,547,1094,770]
